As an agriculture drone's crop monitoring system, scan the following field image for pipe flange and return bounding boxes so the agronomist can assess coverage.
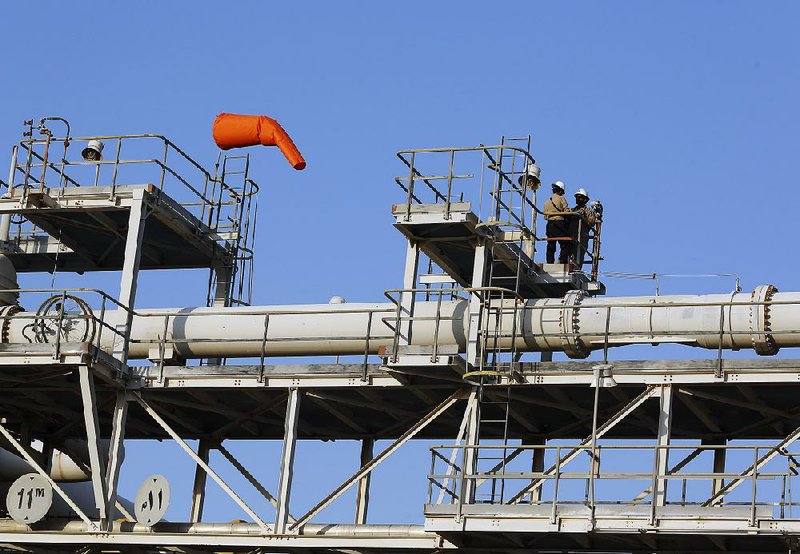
[750,284,778,356]
[560,290,589,359]
[0,303,22,343]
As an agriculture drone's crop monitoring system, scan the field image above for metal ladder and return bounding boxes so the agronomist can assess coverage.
[470,138,533,502]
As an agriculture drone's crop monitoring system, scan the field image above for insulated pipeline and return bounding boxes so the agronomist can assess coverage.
[5,287,796,359]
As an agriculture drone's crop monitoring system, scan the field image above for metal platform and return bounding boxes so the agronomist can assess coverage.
[0,185,231,272]
[3,130,800,553]
[392,201,603,298]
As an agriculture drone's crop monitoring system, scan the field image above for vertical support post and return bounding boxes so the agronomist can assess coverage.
[103,390,129,528]
[460,390,480,507]
[206,263,233,366]
[78,365,108,520]
[398,240,420,347]
[115,189,147,363]
[354,438,374,525]
[189,439,212,523]
[705,437,727,506]
[275,388,301,534]
[466,243,489,369]
[654,384,674,507]
[526,437,546,504]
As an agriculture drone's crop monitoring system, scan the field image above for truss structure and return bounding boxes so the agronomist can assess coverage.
[2,127,800,553]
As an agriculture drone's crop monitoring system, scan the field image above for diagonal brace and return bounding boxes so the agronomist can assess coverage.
[290,388,469,530]
[132,392,269,531]
[507,386,658,504]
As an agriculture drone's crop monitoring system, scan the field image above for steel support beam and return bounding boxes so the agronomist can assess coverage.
[290,388,468,531]
[275,388,301,534]
[461,389,480,505]
[189,439,212,523]
[704,437,727,506]
[508,386,658,504]
[115,189,147,363]
[398,240,420,347]
[466,243,488,368]
[654,384,674,507]
[354,438,374,525]
[132,392,268,530]
[527,437,546,504]
[0,421,96,529]
[103,390,129,529]
[217,443,295,523]
[78,366,108,521]
[702,424,800,506]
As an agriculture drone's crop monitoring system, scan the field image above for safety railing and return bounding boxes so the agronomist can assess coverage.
[4,125,252,255]
[0,288,134,368]
[395,144,537,231]
[383,286,526,380]
[380,287,800,379]
[393,143,604,280]
[1,288,798,376]
[428,443,800,526]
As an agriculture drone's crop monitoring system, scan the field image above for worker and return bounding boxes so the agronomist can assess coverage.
[543,181,571,264]
[570,187,596,271]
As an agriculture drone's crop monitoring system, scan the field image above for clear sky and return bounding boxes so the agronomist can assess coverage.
[1,0,799,525]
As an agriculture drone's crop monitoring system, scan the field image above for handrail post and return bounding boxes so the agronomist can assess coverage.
[404,152,415,222]
[550,446,561,524]
[716,304,725,378]
[362,311,373,382]
[259,313,270,383]
[52,290,67,360]
[444,150,455,220]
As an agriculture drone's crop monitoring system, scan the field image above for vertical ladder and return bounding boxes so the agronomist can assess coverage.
[469,136,532,503]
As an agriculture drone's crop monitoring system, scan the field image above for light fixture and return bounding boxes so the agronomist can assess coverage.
[518,163,541,189]
[81,139,104,161]
[591,364,617,388]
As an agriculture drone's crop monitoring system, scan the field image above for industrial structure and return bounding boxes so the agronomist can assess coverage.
[2,116,800,553]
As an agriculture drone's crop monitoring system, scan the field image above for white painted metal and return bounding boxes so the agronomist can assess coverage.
[77,366,108,520]
[654,385,673,507]
[11,287,796,359]
[275,388,301,534]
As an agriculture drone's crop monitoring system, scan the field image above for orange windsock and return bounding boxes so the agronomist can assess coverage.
[212,113,306,170]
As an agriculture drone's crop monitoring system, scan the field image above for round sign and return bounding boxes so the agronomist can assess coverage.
[6,473,53,524]
[134,474,170,526]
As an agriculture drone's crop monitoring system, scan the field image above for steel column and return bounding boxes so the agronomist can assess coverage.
[189,439,212,523]
[115,189,147,363]
[103,390,129,528]
[354,438,374,525]
[654,385,674,507]
[466,243,488,368]
[77,366,108,520]
[398,240,420,347]
[275,388,301,534]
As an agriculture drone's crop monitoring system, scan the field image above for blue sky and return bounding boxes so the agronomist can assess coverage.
[2,0,800,525]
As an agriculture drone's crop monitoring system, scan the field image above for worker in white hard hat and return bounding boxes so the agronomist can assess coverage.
[570,187,597,271]
[543,181,571,264]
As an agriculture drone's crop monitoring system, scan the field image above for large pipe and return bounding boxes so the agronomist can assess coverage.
[212,113,306,170]
[6,286,795,360]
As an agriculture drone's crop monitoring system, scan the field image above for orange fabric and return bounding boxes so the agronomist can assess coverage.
[213,113,306,170]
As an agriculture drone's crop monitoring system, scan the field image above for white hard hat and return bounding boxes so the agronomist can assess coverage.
[552,180,566,192]
[574,187,589,198]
